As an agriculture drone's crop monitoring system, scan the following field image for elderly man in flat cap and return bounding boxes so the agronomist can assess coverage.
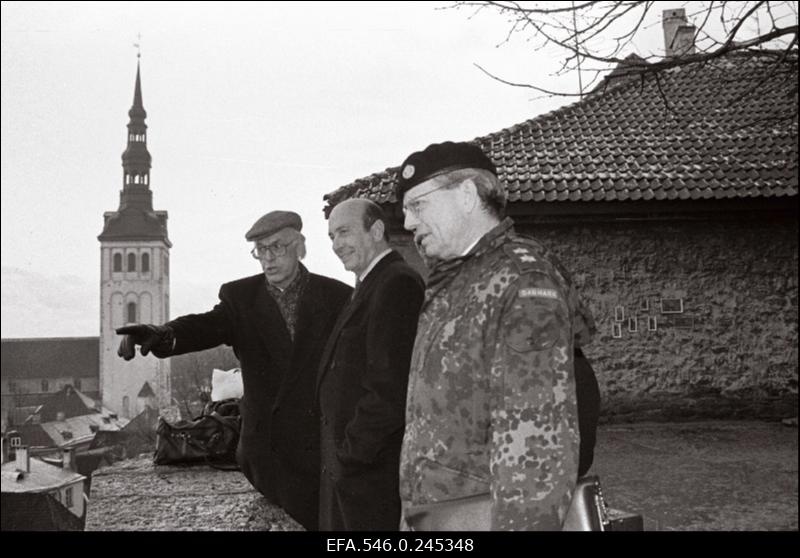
[396,142,597,531]
[116,210,352,530]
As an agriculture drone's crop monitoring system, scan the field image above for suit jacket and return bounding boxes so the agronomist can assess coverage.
[316,250,424,530]
[164,270,352,530]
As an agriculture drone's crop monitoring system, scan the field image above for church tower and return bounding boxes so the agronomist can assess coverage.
[98,60,171,418]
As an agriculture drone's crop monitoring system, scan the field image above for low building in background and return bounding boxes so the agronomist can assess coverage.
[1,445,87,531]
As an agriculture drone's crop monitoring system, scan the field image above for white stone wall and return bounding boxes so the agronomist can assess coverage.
[99,240,171,418]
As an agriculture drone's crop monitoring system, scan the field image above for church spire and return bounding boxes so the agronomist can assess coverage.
[98,58,169,246]
[120,59,152,211]
[129,61,146,121]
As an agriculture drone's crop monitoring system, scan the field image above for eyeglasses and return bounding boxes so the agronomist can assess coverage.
[251,240,294,259]
[401,182,457,218]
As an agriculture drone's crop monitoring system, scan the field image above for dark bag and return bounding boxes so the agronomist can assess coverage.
[154,399,241,469]
[575,347,601,477]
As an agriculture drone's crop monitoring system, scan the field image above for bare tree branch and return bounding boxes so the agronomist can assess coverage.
[454,0,798,98]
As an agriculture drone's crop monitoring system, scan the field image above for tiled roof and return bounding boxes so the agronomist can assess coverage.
[324,51,797,211]
[36,385,97,422]
[1,337,99,380]
[37,412,127,448]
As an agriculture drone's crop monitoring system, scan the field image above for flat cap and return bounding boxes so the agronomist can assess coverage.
[245,210,302,241]
[397,141,497,195]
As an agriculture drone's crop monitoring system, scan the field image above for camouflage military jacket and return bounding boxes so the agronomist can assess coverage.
[399,218,595,530]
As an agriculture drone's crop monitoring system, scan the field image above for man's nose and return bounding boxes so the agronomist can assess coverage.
[403,211,418,231]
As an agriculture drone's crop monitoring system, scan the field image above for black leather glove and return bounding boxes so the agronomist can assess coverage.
[116,324,175,360]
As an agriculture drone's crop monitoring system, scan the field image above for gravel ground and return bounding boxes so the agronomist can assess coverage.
[85,420,798,531]
[591,420,798,531]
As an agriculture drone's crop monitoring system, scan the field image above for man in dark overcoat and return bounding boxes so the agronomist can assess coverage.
[317,199,424,530]
[117,210,352,530]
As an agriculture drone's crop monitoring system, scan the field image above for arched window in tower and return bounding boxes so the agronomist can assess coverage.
[128,253,137,271]
[134,174,140,184]
[144,175,148,185]
[113,253,123,272]
[127,302,137,323]
[125,174,131,185]
[141,252,150,273]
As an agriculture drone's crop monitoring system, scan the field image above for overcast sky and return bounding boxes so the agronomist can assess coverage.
[2,1,778,338]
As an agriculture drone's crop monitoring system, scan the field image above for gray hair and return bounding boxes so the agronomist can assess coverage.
[286,229,307,260]
[433,168,507,218]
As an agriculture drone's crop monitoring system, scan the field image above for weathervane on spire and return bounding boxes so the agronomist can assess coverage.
[133,33,141,59]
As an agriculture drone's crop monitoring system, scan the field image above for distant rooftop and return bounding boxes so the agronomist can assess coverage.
[1,457,85,494]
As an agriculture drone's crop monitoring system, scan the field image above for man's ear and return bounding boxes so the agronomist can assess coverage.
[461,179,479,213]
[370,219,385,241]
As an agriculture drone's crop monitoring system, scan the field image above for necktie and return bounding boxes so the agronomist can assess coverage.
[352,279,361,300]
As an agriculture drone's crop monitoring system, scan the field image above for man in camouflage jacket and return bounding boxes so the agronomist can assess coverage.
[396,141,595,531]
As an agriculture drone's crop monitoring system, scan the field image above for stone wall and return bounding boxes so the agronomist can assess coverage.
[518,215,798,421]
[390,213,798,421]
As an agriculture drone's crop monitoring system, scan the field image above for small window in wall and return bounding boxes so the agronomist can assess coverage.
[65,487,74,508]
[128,253,137,271]
[41,380,49,392]
[113,253,123,272]
[660,298,684,314]
[9,436,22,448]
[141,252,150,273]
[628,317,638,333]
[127,302,137,323]
[648,316,658,331]
[611,323,623,339]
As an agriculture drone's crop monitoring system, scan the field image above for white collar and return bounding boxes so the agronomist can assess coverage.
[358,248,392,282]
[461,236,482,257]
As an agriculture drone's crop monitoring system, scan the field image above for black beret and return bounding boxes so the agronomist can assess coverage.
[397,141,497,196]
[245,210,302,241]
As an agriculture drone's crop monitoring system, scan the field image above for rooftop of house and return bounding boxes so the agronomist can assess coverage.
[1,456,85,494]
[9,387,129,449]
[324,51,798,214]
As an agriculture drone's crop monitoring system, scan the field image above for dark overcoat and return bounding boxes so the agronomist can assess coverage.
[164,271,352,530]
[316,251,424,530]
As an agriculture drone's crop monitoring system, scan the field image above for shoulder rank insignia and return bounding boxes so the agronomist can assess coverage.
[504,243,547,273]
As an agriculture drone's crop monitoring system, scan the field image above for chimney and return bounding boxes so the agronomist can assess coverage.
[56,411,66,422]
[62,448,76,472]
[15,445,30,473]
[663,8,696,58]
